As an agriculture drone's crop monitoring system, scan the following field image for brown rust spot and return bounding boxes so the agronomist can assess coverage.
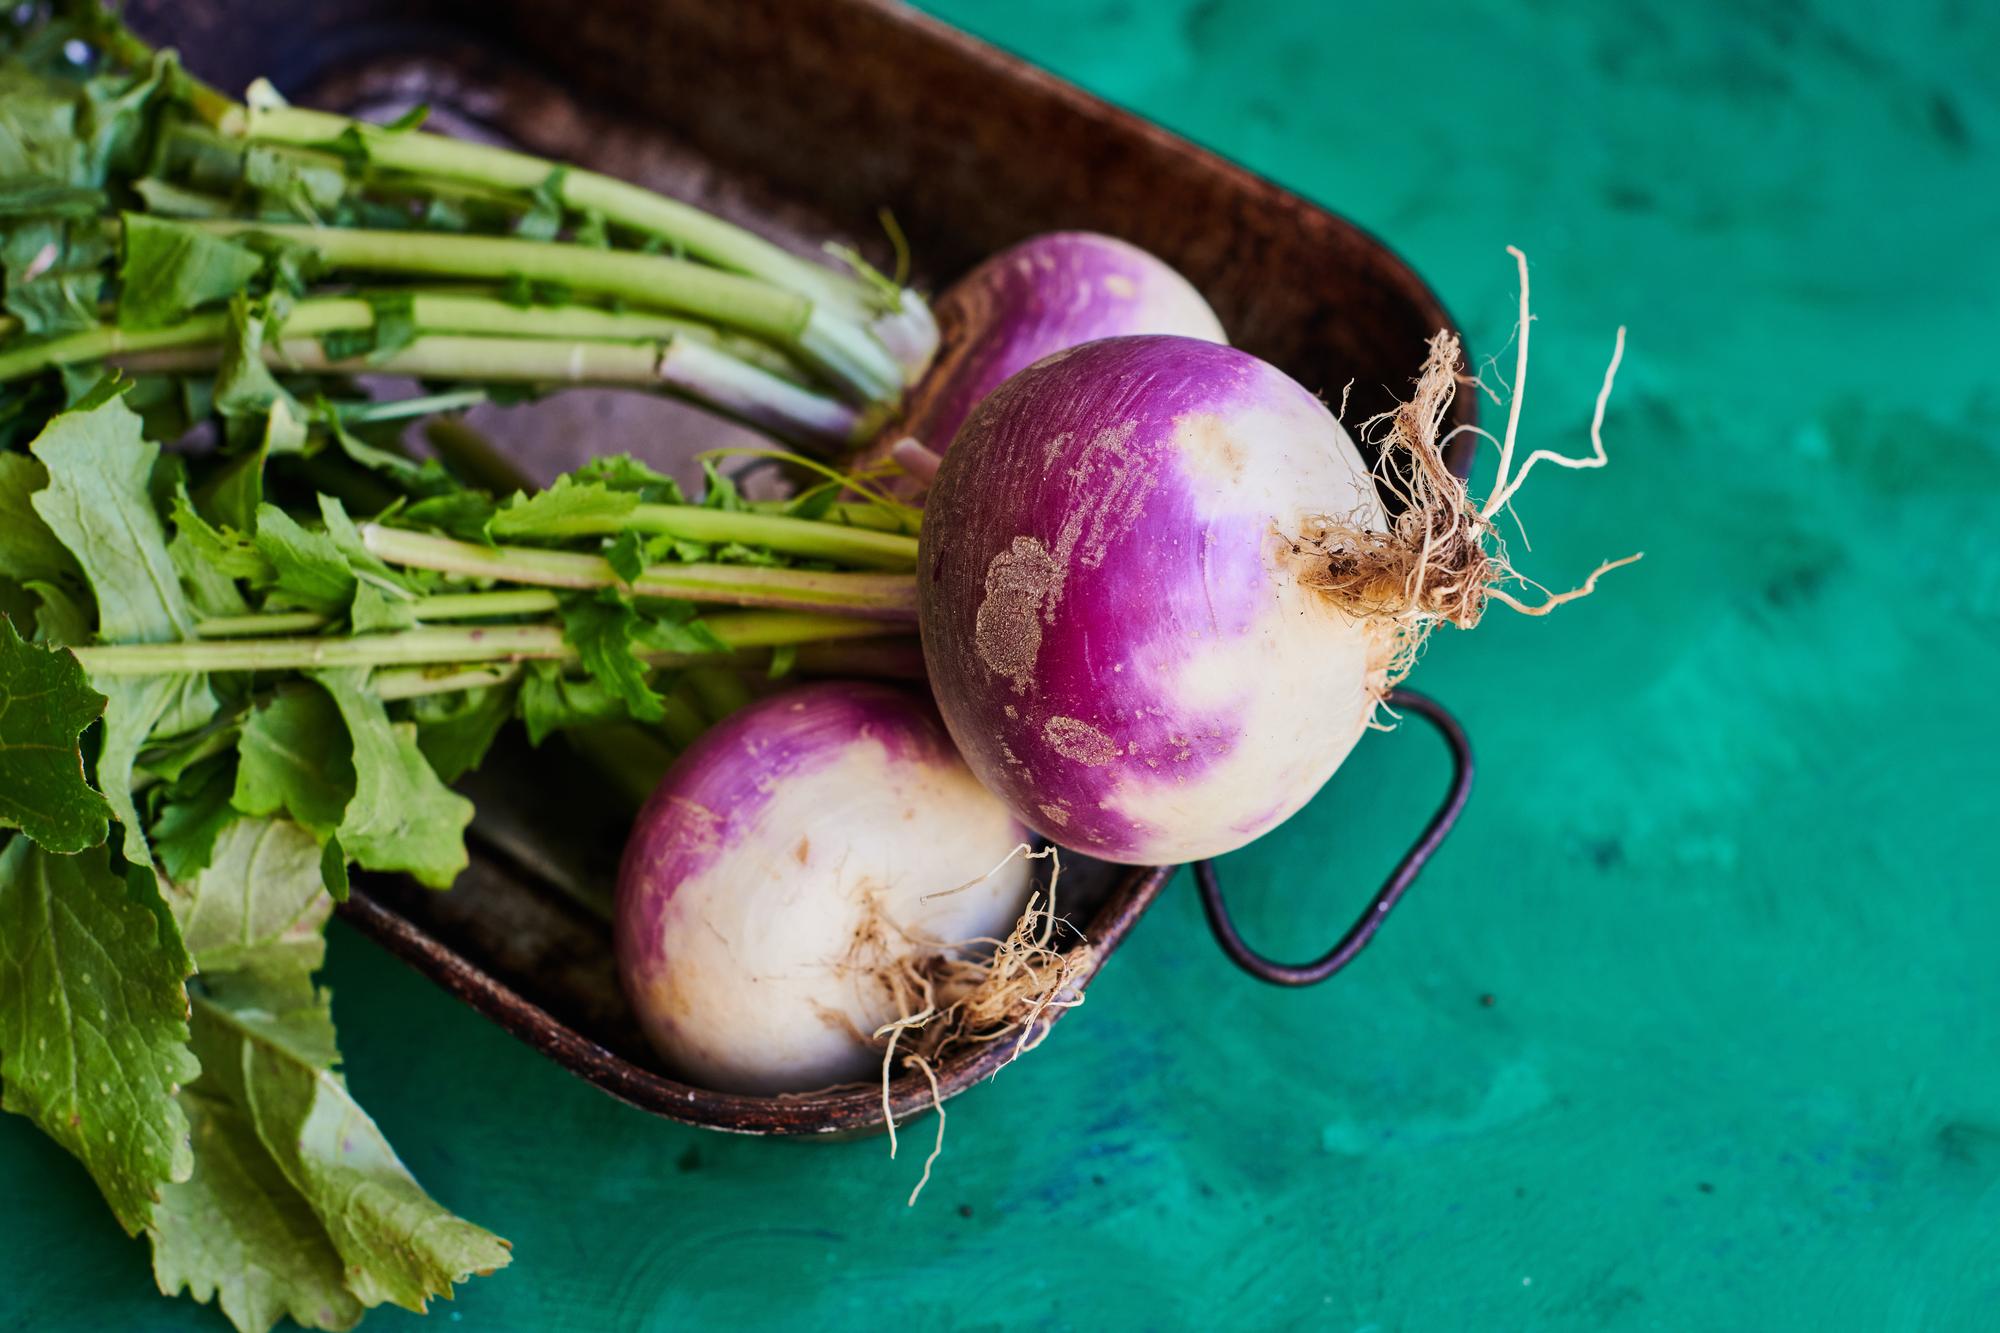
[793,836,811,864]
[972,420,1156,695]
[974,535,1058,694]
[1043,716,1120,766]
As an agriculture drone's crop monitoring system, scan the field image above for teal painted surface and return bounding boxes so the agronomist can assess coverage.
[6,0,2000,1327]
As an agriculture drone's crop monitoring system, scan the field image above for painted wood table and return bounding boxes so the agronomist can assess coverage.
[4,0,1997,1327]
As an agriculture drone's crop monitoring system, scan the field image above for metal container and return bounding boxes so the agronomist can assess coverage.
[133,0,1476,1136]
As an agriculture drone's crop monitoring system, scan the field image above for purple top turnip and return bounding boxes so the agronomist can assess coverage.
[855,232,1224,488]
[918,335,1393,866]
[615,682,1032,1094]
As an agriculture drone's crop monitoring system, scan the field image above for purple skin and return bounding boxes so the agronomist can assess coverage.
[857,232,1224,480]
[918,335,1386,866]
[616,681,950,977]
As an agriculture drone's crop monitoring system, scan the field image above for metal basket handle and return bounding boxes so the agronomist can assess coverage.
[1193,689,1474,987]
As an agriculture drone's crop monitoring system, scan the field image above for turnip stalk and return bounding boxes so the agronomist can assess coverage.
[182,219,910,408]
[114,333,862,448]
[223,95,876,319]
[70,610,900,675]
[358,525,919,620]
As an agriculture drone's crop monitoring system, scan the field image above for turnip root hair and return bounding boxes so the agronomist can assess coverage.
[867,845,1091,1205]
[1296,247,1643,691]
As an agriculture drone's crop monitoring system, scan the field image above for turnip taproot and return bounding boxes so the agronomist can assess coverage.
[615,682,1037,1094]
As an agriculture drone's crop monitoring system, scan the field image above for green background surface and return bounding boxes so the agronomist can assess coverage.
[6,0,1999,1328]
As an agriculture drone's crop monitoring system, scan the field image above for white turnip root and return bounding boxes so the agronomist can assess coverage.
[614,681,1036,1094]
[917,250,1635,864]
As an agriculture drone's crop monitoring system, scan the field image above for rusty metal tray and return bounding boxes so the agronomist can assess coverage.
[132,0,1475,1136]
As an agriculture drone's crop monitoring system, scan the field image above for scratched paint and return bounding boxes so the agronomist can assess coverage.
[4,0,1998,1328]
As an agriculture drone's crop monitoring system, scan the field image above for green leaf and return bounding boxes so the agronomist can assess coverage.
[409,682,518,783]
[316,494,408,588]
[319,835,348,905]
[784,480,840,521]
[397,491,497,543]
[318,401,453,495]
[28,383,201,643]
[517,662,626,744]
[699,457,744,511]
[251,504,355,613]
[166,817,333,979]
[0,452,79,585]
[6,265,104,337]
[151,756,238,883]
[0,837,199,1235]
[560,592,662,724]
[0,178,105,219]
[198,442,268,535]
[513,167,568,241]
[569,453,684,503]
[117,214,265,329]
[27,578,92,644]
[349,583,416,634]
[151,811,505,1327]
[169,524,252,621]
[489,474,638,540]
[179,963,510,1317]
[312,670,471,888]
[0,616,111,852]
[150,1085,366,1333]
[233,686,355,838]
[602,528,646,583]
[317,290,418,366]
[170,495,272,585]
[212,298,296,434]
[633,602,729,657]
[242,144,346,222]
[99,674,205,881]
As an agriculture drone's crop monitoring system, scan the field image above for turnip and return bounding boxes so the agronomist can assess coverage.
[917,251,1636,864]
[615,681,1044,1096]
[864,232,1225,487]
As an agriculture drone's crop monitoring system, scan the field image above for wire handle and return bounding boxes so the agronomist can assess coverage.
[1194,689,1473,987]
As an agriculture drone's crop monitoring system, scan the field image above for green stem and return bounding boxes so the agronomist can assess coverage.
[116,333,862,446]
[0,313,230,381]
[228,102,871,315]
[0,293,797,383]
[409,589,560,620]
[72,610,903,676]
[369,633,923,701]
[188,218,905,405]
[359,525,917,620]
[196,591,559,639]
[745,498,920,535]
[197,611,328,637]
[372,663,519,700]
[522,503,918,569]
[187,219,811,342]
[338,389,490,425]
